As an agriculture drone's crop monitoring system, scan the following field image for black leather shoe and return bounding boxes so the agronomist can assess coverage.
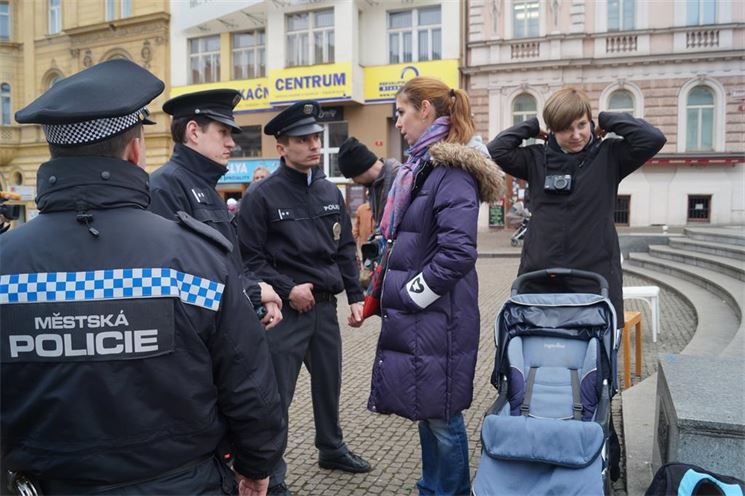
[318,451,371,473]
[267,482,292,496]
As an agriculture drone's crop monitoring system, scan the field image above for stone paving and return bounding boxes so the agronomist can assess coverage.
[280,229,697,495]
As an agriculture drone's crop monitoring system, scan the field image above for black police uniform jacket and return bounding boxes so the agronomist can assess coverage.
[0,157,283,486]
[487,112,666,322]
[149,144,262,302]
[237,161,363,303]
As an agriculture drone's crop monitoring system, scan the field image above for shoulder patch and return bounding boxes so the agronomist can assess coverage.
[175,211,233,253]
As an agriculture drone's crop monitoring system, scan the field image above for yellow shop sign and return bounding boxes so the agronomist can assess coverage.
[270,63,352,105]
[170,78,272,112]
[364,60,459,102]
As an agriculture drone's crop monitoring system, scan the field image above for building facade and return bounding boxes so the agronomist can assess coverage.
[169,0,462,208]
[466,0,745,227]
[0,0,170,223]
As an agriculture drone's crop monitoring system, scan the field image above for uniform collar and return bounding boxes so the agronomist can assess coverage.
[277,158,325,185]
[171,143,228,187]
[36,156,150,212]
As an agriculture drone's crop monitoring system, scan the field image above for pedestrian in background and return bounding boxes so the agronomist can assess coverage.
[360,77,504,496]
[252,166,270,183]
[150,89,282,329]
[237,101,370,496]
[1,59,283,496]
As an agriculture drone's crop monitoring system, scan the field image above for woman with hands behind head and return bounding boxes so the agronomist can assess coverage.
[487,87,665,328]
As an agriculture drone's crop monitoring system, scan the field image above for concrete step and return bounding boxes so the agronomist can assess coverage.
[627,252,744,322]
[647,245,745,282]
[669,237,745,262]
[622,264,739,357]
[684,226,745,247]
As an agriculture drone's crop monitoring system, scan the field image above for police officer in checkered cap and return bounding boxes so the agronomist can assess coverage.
[1,59,283,495]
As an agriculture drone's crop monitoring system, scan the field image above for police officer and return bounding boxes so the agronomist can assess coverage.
[150,89,282,328]
[0,59,283,495]
[237,101,370,496]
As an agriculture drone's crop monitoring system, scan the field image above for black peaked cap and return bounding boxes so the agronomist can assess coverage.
[264,100,324,137]
[163,89,243,133]
[16,59,164,126]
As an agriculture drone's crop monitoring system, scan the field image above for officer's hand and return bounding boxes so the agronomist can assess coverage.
[259,282,283,311]
[289,283,315,313]
[262,301,282,330]
[234,472,268,496]
[348,302,364,327]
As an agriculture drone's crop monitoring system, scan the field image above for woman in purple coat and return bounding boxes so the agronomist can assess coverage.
[365,77,503,495]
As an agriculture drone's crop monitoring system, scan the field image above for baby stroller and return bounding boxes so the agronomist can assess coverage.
[473,268,618,495]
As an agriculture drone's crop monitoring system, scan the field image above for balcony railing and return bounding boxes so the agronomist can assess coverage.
[511,41,540,59]
[606,34,638,54]
[686,29,719,49]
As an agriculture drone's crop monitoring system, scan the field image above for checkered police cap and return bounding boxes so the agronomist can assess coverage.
[16,59,164,146]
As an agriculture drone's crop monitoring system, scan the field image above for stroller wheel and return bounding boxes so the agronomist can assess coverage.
[511,239,518,247]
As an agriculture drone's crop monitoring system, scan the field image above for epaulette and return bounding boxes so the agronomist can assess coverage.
[175,211,233,253]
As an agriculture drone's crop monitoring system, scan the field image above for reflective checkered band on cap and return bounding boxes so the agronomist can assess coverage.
[0,268,224,312]
[42,108,144,145]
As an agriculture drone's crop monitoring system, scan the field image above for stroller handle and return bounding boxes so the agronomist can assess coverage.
[511,267,609,298]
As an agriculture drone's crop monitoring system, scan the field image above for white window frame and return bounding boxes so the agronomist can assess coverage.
[188,35,220,84]
[321,121,348,180]
[48,0,60,34]
[676,78,725,153]
[387,6,442,64]
[607,0,635,31]
[687,0,717,26]
[105,0,115,21]
[121,0,131,18]
[1,82,11,125]
[512,0,540,39]
[286,9,334,68]
[1,1,11,40]
[233,30,266,80]
[600,82,644,117]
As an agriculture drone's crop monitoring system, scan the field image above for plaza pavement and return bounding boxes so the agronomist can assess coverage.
[280,228,696,495]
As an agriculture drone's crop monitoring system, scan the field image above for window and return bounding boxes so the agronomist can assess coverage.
[286,9,334,67]
[608,90,635,114]
[323,121,348,178]
[686,86,714,151]
[121,0,131,18]
[614,195,630,225]
[608,0,634,31]
[512,93,537,145]
[687,0,716,26]
[48,0,60,34]
[233,31,265,80]
[687,195,711,223]
[0,1,10,40]
[230,126,262,158]
[189,35,220,84]
[388,7,441,64]
[105,0,115,21]
[1,82,10,125]
[513,0,539,38]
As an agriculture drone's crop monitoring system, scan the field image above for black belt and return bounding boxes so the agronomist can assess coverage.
[312,290,337,303]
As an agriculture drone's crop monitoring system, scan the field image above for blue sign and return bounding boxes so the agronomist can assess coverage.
[219,158,280,184]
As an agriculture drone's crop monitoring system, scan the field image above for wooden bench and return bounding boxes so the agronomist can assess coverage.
[622,310,643,389]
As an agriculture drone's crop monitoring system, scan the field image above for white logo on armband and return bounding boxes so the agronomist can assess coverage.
[406,272,440,309]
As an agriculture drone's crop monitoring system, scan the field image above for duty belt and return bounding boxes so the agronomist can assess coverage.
[312,290,336,303]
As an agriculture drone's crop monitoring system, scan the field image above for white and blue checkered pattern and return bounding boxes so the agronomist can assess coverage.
[0,268,224,312]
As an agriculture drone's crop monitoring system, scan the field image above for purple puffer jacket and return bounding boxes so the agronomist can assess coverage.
[368,142,504,421]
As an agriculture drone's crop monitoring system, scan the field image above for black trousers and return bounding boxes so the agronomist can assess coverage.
[267,298,347,486]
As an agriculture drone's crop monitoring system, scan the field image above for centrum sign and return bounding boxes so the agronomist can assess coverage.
[270,63,352,105]
[171,78,271,112]
[219,158,279,184]
[364,60,459,103]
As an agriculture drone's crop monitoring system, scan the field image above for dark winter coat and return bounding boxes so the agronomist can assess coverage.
[487,112,666,321]
[368,142,504,421]
[0,157,283,489]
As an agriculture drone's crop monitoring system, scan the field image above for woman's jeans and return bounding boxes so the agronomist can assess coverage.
[416,413,470,496]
